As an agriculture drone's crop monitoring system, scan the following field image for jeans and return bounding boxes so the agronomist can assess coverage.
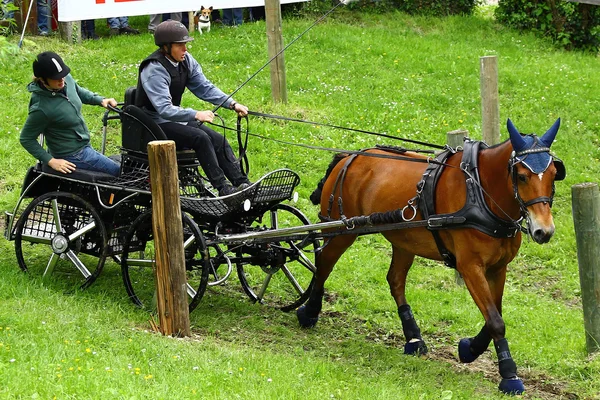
[37,0,49,33]
[63,145,120,177]
[222,9,243,26]
[158,121,248,189]
[107,16,128,29]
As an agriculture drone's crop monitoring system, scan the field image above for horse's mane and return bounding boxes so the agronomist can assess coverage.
[310,153,349,205]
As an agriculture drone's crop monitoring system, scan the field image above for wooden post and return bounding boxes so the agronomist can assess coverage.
[15,0,37,34]
[265,0,287,103]
[480,56,500,145]
[147,140,190,337]
[188,11,195,33]
[58,21,81,44]
[447,129,469,286]
[571,182,600,354]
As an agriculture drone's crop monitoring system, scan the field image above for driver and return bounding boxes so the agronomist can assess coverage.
[136,20,251,196]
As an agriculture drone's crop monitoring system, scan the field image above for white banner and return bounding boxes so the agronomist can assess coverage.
[57,0,307,22]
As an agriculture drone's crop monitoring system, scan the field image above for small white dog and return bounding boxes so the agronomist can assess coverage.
[194,6,213,34]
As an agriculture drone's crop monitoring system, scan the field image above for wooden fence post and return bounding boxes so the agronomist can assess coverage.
[147,140,190,337]
[447,129,469,286]
[265,0,287,103]
[480,55,500,145]
[572,182,600,354]
[58,21,81,44]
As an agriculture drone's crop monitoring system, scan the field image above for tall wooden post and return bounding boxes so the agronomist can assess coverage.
[480,56,500,145]
[447,129,469,286]
[265,0,287,103]
[188,11,195,33]
[147,140,190,337]
[572,182,600,354]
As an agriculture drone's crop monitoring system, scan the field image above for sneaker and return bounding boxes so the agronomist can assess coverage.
[109,28,120,36]
[39,30,49,36]
[120,26,140,35]
[218,184,237,197]
[237,182,251,191]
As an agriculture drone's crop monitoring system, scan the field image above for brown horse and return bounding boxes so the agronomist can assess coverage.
[297,119,565,395]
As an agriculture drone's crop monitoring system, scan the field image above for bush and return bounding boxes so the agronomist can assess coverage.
[495,0,600,51]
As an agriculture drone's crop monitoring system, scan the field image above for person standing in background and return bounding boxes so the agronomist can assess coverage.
[107,16,139,36]
[148,12,181,34]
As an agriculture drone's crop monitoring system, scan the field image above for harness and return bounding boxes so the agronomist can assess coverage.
[418,140,522,267]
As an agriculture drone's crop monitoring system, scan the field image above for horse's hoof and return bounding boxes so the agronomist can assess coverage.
[498,377,525,395]
[458,338,478,363]
[297,305,319,328]
[404,339,428,356]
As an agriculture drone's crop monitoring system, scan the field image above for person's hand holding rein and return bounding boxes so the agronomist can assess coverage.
[48,158,76,174]
[195,110,215,123]
[231,102,248,117]
[100,98,118,108]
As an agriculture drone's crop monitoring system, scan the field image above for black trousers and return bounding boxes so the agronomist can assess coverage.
[159,121,248,189]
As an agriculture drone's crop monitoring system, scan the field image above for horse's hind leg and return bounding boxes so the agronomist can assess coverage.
[387,247,427,355]
[297,234,357,328]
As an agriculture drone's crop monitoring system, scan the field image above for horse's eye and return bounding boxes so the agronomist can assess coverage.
[518,174,528,183]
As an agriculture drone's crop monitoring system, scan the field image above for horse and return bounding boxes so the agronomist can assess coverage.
[297,119,566,395]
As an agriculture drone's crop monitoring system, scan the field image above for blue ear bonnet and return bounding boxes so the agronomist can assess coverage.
[513,135,552,174]
[507,118,566,180]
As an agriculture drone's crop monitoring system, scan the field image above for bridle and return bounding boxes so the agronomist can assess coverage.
[508,136,565,221]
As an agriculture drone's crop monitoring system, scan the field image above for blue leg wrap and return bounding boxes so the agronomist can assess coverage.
[498,377,525,395]
[404,339,428,355]
[458,338,478,363]
[398,305,428,355]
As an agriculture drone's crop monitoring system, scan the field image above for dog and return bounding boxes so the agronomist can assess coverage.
[194,6,213,34]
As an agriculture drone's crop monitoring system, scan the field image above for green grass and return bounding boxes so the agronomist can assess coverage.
[1,8,600,399]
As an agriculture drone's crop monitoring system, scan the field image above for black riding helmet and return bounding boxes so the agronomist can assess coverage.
[154,20,194,46]
[33,51,71,80]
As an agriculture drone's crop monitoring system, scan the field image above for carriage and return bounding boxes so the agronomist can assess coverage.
[3,91,319,312]
[3,91,566,394]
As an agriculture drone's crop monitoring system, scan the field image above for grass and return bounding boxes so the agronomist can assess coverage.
[1,7,600,399]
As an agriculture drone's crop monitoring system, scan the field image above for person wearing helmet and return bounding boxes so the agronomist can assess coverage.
[136,19,251,197]
[20,51,120,176]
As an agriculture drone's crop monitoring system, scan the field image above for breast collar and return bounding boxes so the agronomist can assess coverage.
[418,140,522,267]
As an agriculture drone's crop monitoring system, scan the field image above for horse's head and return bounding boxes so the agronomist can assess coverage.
[507,118,566,244]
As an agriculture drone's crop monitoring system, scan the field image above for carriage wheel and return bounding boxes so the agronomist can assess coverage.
[236,204,319,311]
[14,191,108,289]
[121,211,209,312]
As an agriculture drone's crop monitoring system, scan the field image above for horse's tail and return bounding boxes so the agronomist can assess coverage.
[310,153,348,205]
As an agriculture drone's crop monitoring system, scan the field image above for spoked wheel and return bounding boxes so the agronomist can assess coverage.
[14,191,108,289]
[207,244,233,286]
[236,204,319,311]
[121,211,209,312]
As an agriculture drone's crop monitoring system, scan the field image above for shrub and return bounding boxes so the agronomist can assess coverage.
[495,0,600,51]
[295,0,481,17]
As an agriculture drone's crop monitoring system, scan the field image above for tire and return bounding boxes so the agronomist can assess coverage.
[120,211,209,312]
[236,204,318,311]
[14,191,108,289]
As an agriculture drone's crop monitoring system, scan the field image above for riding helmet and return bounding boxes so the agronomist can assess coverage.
[32,51,71,80]
[154,20,194,46]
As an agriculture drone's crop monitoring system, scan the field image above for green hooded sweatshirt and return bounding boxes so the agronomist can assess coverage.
[20,74,104,164]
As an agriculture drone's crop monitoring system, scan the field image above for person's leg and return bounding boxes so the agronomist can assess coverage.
[232,8,243,25]
[148,14,161,33]
[222,9,232,26]
[159,122,229,190]
[63,145,120,176]
[188,122,250,186]
[36,0,49,35]
[170,12,182,22]
[119,16,139,34]
[107,17,120,35]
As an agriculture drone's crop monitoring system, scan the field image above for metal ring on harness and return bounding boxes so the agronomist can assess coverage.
[401,201,418,222]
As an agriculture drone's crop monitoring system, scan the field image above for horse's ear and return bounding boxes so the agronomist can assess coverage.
[507,119,526,152]
[540,118,561,148]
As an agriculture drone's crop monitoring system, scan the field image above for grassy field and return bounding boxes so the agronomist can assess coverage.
[1,6,600,399]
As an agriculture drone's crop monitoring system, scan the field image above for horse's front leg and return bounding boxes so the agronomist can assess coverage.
[387,247,428,355]
[459,263,524,395]
[297,234,357,328]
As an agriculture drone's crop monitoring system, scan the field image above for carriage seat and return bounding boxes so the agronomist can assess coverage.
[38,162,116,183]
[121,87,197,163]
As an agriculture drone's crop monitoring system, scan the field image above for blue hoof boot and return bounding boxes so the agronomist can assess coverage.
[297,305,319,328]
[458,338,478,363]
[404,339,428,355]
[499,377,525,395]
